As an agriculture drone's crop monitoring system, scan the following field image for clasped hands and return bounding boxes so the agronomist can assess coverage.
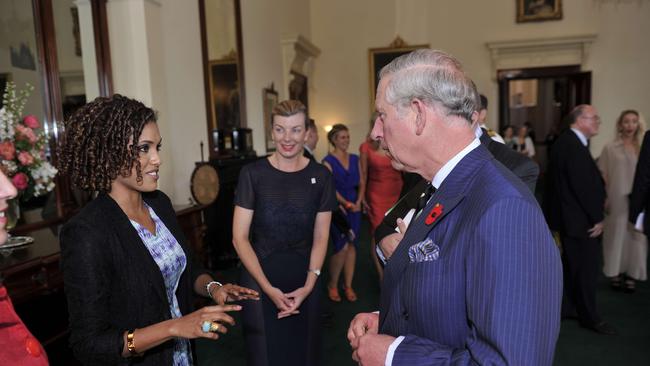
[266,285,312,319]
[347,312,395,366]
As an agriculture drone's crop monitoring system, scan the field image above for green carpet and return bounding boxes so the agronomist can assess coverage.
[196,219,650,365]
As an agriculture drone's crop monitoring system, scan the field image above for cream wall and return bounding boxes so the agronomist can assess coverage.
[588,0,650,152]
[108,0,206,204]
[0,0,46,122]
[240,0,311,156]
[103,0,649,204]
[309,0,649,158]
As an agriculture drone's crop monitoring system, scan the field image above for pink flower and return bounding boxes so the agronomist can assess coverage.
[23,115,40,129]
[18,151,35,166]
[11,172,29,190]
[0,141,16,160]
[15,125,38,144]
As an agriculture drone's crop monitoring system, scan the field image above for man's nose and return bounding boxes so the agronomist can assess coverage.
[370,119,383,141]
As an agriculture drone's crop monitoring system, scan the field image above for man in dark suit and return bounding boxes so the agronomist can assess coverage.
[303,118,318,161]
[629,130,650,237]
[374,99,539,260]
[347,49,561,365]
[545,104,616,335]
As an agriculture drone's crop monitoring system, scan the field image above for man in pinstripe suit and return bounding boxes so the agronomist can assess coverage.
[347,49,562,366]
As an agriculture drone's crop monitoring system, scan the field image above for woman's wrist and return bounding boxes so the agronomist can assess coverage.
[206,280,223,298]
[167,317,180,338]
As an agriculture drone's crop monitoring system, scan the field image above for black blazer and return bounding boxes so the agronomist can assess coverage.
[479,131,539,194]
[60,191,207,365]
[303,147,315,161]
[375,131,539,243]
[629,131,650,236]
[545,129,606,238]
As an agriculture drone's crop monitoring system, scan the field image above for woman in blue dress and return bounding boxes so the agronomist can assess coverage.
[322,124,365,302]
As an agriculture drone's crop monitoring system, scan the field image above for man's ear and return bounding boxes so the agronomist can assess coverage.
[470,110,480,124]
[411,99,427,136]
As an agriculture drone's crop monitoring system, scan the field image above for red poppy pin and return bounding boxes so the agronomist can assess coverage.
[425,203,444,225]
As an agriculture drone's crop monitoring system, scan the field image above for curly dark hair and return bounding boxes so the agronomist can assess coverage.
[57,94,158,192]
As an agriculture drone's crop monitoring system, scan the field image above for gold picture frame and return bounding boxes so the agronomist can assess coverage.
[262,86,279,152]
[368,37,428,112]
[208,59,240,130]
[517,0,562,23]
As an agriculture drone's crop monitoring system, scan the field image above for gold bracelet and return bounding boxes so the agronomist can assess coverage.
[127,329,138,356]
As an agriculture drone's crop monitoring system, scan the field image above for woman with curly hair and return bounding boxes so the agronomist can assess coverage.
[58,94,258,365]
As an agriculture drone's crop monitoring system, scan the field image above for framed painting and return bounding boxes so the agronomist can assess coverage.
[517,0,562,23]
[208,59,241,130]
[368,38,428,112]
[262,86,278,152]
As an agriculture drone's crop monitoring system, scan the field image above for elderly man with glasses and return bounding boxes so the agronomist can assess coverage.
[545,104,617,335]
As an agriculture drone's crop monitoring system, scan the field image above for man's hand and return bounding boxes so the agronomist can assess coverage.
[347,312,379,343]
[377,218,408,260]
[351,333,395,366]
[588,221,604,238]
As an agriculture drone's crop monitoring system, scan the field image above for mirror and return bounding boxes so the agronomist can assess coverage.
[200,0,247,157]
[0,0,111,233]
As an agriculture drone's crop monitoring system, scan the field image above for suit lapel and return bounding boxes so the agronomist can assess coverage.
[379,145,491,328]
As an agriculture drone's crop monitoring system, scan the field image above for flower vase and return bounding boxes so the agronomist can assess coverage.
[2,198,33,250]
[6,197,21,232]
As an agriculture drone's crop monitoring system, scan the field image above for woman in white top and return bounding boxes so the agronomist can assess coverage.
[598,109,647,292]
[514,124,535,158]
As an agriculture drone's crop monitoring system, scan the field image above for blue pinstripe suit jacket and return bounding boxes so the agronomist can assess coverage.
[379,145,562,365]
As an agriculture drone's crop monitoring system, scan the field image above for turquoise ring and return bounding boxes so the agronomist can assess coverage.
[201,320,220,333]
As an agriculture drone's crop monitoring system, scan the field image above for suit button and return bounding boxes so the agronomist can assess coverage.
[402,310,409,320]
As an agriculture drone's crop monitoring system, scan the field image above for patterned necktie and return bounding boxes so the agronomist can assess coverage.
[416,183,436,213]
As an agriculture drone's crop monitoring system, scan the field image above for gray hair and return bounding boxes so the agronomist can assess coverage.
[379,49,480,123]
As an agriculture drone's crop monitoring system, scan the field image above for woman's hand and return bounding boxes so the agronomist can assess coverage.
[352,199,363,212]
[265,286,296,315]
[361,198,370,213]
[211,283,260,305]
[168,304,240,340]
[281,286,312,318]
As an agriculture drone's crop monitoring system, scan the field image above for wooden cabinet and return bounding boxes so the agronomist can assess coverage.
[203,156,261,269]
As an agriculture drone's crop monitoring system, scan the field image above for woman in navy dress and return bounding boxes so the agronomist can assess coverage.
[233,100,336,365]
[322,124,364,302]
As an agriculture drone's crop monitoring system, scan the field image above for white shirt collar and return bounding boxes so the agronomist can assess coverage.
[570,128,588,147]
[431,138,481,189]
[475,126,484,139]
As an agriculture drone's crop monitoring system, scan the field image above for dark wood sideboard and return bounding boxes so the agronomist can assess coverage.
[203,156,261,268]
[0,204,207,365]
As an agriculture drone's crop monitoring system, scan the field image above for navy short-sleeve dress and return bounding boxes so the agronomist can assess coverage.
[234,158,336,366]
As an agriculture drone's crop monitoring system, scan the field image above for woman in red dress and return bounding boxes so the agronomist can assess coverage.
[0,170,49,365]
[360,123,403,281]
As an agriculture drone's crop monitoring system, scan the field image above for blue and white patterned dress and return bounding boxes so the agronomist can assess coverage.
[130,204,191,366]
